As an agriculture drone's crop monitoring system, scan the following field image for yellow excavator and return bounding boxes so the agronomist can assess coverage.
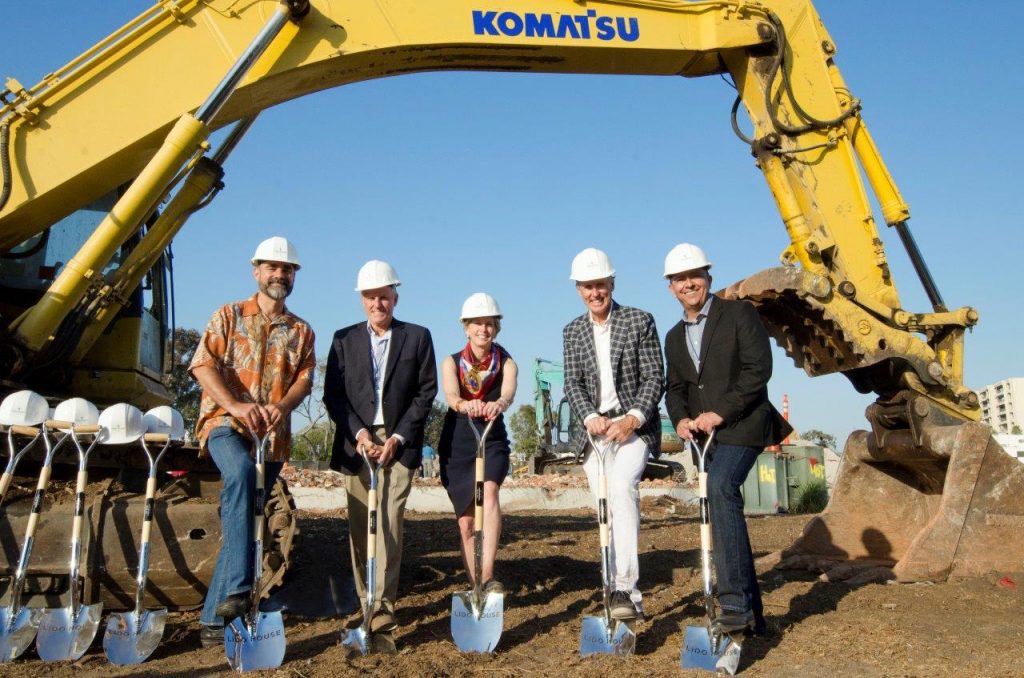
[1,0,1021,609]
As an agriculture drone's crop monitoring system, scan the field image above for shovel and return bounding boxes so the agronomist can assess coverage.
[0,390,50,507]
[0,417,74,662]
[680,431,741,675]
[37,399,104,662]
[103,405,182,665]
[224,427,286,672]
[579,432,635,657]
[451,417,503,653]
[341,449,383,656]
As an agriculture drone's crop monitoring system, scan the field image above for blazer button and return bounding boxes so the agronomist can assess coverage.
[698,384,704,389]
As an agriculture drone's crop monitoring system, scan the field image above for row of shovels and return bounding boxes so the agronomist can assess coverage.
[1,387,741,673]
[0,390,184,665]
[0,390,286,673]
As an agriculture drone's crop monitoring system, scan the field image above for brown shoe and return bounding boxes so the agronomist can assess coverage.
[370,607,397,633]
[482,579,505,595]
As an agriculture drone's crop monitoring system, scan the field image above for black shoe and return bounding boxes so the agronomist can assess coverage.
[214,593,251,620]
[609,590,636,621]
[200,625,224,648]
[712,609,755,634]
[748,613,767,636]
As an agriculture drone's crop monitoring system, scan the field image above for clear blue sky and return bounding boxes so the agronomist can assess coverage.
[4,2,1022,448]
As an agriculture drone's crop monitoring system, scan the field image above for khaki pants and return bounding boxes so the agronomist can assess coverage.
[346,427,414,611]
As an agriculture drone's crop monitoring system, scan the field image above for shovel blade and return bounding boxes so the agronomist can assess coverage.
[225,612,285,672]
[451,591,504,653]
[103,608,167,665]
[0,606,43,662]
[579,616,634,656]
[681,625,741,675]
[36,603,103,661]
[341,626,368,657]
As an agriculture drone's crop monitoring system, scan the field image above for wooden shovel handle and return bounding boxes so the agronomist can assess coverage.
[8,425,40,436]
[144,433,170,443]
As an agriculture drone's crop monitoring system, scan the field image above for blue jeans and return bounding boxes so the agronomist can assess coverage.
[707,443,763,619]
[200,427,282,627]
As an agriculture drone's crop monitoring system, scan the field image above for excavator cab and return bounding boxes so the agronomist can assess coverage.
[0,192,173,408]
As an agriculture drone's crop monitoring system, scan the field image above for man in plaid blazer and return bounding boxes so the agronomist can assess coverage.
[562,248,665,621]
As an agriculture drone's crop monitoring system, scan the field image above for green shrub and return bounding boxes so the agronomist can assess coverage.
[791,478,829,513]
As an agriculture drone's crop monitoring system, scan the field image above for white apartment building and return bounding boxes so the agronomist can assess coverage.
[994,433,1024,465]
[977,377,1024,434]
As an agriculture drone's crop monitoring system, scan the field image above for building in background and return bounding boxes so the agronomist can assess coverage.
[994,433,1024,465]
[977,378,1024,434]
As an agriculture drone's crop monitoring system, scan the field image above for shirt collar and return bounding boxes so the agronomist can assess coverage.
[683,295,714,325]
[241,293,293,324]
[366,322,392,339]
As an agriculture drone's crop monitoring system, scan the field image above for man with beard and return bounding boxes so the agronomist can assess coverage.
[190,236,316,647]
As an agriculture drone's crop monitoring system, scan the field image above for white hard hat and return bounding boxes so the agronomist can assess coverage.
[98,403,146,444]
[53,398,100,431]
[570,248,615,282]
[251,236,301,270]
[460,292,503,320]
[143,406,186,440]
[663,243,712,278]
[355,259,401,291]
[0,390,50,426]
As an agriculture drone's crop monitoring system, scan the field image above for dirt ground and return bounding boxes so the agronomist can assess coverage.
[5,500,1023,677]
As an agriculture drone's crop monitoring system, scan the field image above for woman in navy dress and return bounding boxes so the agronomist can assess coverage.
[439,292,517,593]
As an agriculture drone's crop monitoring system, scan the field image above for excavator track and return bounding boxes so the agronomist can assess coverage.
[0,443,299,610]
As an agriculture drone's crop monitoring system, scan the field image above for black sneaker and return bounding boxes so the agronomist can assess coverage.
[200,625,224,648]
[609,590,636,621]
[214,593,251,620]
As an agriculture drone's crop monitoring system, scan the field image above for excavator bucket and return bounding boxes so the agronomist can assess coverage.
[765,422,1024,581]
[720,268,1024,581]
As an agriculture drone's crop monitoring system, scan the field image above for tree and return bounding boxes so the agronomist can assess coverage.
[802,428,837,450]
[509,404,539,461]
[1012,425,1022,435]
[165,328,202,435]
[292,359,333,462]
[423,400,447,450]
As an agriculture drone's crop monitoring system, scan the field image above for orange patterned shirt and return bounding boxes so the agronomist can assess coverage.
[189,294,316,462]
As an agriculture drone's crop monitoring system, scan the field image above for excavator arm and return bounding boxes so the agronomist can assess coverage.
[1,0,1019,581]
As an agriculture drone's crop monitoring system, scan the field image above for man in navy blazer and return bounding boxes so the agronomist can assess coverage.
[663,244,790,636]
[324,259,437,639]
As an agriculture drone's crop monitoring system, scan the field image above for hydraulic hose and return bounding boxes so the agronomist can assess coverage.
[0,123,11,212]
[762,12,860,137]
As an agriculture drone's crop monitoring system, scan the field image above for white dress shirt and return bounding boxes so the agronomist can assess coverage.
[584,307,647,426]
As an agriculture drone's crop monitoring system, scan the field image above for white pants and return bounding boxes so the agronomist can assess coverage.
[582,433,649,602]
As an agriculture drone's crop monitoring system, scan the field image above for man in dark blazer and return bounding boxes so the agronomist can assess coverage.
[563,247,664,622]
[323,259,437,639]
[663,243,791,636]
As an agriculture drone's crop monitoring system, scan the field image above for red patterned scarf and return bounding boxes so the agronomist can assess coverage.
[458,343,502,400]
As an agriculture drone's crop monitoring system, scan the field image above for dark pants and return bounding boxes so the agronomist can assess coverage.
[707,443,763,619]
